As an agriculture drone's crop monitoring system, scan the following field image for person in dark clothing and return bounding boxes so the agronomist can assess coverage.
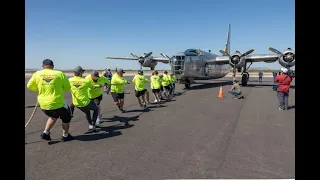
[258,71,263,83]
[103,68,112,95]
[275,67,293,110]
[273,72,277,83]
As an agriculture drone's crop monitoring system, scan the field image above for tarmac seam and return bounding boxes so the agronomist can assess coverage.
[215,87,253,178]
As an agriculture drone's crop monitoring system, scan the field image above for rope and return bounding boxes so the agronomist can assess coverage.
[25,101,39,128]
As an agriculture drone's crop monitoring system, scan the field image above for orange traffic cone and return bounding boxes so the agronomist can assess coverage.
[218,86,224,98]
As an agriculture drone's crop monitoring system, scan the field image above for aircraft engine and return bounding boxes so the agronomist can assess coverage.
[229,53,246,68]
[268,47,295,68]
[139,56,158,70]
[278,49,295,68]
[219,49,255,69]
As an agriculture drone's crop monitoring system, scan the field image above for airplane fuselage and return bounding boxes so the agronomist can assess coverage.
[169,49,230,83]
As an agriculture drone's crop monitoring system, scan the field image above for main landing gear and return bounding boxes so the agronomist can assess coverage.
[241,72,249,86]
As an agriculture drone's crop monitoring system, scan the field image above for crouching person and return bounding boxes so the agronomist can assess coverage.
[228,80,244,99]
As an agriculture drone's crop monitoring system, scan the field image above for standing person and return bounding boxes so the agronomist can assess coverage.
[150,71,162,103]
[159,75,164,100]
[258,71,263,83]
[110,68,130,113]
[103,68,112,95]
[161,71,172,98]
[69,66,100,132]
[27,59,73,142]
[273,71,277,83]
[85,71,110,125]
[170,73,177,95]
[228,80,244,99]
[275,67,293,110]
[132,70,150,107]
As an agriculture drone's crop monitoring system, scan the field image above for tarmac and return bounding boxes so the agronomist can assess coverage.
[25,76,295,180]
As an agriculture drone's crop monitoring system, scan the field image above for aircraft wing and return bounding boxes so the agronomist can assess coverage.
[205,56,230,64]
[104,56,169,63]
[104,56,138,60]
[244,54,279,63]
[152,57,169,63]
[206,54,280,64]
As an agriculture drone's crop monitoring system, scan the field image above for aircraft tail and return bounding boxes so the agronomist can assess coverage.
[223,23,231,55]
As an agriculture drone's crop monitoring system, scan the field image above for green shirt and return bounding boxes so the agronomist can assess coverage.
[27,69,70,110]
[161,74,171,86]
[85,75,110,99]
[132,74,149,91]
[69,76,97,107]
[111,74,128,93]
[150,75,161,89]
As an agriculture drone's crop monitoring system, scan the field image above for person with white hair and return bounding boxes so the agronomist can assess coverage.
[274,67,293,110]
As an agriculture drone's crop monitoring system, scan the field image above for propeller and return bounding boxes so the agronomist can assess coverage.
[160,52,171,59]
[130,52,153,70]
[268,47,283,55]
[268,47,295,65]
[219,48,255,75]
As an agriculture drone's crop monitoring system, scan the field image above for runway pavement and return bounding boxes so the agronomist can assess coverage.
[25,76,295,180]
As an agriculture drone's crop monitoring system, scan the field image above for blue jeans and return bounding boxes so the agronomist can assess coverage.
[231,90,241,96]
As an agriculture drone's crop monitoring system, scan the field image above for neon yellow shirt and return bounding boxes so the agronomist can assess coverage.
[69,76,98,107]
[27,69,70,110]
[111,74,128,93]
[132,74,149,91]
[161,74,171,86]
[171,75,177,84]
[85,75,110,99]
[150,75,161,89]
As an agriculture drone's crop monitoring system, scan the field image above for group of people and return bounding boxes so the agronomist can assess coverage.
[27,59,293,142]
[27,59,177,142]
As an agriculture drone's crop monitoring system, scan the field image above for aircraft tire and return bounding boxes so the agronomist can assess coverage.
[241,73,249,86]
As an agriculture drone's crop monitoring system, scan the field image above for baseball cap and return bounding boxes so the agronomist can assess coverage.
[118,68,125,73]
[74,66,85,73]
[43,59,54,66]
[91,71,100,78]
[281,67,288,73]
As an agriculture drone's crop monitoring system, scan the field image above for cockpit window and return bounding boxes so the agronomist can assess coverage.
[174,56,185,60]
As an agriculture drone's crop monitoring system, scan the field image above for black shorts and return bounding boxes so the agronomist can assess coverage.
[111,92,125,102]
[42,106,72,123]
[135,89,147,97]
[152,89,160,93]
[160,86,163,91]
[90,95,103,105]
[164,85,171,90]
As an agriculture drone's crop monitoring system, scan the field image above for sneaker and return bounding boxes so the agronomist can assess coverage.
[88,125,99,132]
[278,107,284,110]
[143,102,147,108]
[154,99,158,103]
[120,109,126,113]
[40,132,51,141]
[61,134,74,142]
[95,117,101,126]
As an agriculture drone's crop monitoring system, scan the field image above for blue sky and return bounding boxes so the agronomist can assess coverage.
[26,0,295,70]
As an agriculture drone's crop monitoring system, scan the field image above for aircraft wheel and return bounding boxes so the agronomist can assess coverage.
[241,73,249,86]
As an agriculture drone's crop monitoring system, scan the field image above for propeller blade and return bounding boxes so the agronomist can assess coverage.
[268,47,283,55]
[160,52,166,58]
[219,49,231,57]
[240,48,255,57]
[144,52,152,57]
[130,53,139,58]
